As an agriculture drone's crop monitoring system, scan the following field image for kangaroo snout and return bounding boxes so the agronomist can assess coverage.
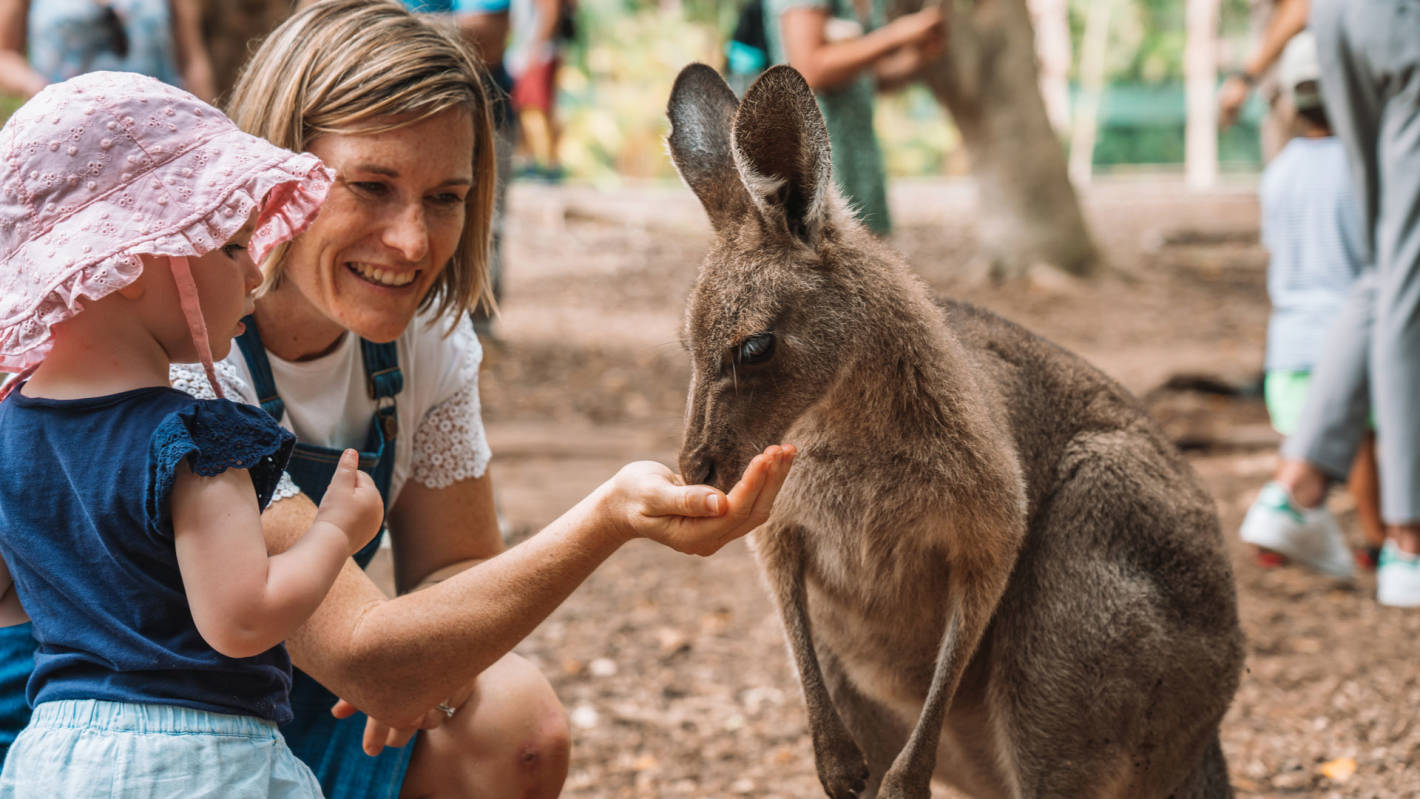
[677,446,717,490]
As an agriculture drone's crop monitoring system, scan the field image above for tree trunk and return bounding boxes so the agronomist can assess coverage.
[1068,0,1112,186]
[892,0,1100,280]
[200,0,295,102]
[1027,0,1070,133]
[1184,0,1220,188]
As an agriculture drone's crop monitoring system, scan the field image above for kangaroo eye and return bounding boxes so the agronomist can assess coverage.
[735,333,776,365]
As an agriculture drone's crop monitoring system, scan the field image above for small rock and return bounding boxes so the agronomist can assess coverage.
[570,704,599,729]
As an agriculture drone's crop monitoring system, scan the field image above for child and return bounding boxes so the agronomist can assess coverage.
[0,71,382,797]
[1240,31,1384,576]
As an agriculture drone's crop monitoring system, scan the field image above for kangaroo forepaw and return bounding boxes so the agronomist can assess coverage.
[813,736,869,798]
[876,768,932,799]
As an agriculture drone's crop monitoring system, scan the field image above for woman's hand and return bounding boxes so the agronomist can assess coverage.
[332,676,475,755]
[313,449,385,556]
[598,445,796,556]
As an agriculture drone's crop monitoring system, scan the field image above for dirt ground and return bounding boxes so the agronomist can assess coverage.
[468,177,1420,798]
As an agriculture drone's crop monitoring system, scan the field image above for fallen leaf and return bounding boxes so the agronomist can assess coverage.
[1319,757,1356,783]
[632,753,659,772]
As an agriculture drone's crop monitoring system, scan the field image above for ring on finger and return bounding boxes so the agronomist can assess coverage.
[436,702,456,720]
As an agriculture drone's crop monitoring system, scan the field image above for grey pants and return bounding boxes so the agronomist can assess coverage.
[1283,0,1420,523]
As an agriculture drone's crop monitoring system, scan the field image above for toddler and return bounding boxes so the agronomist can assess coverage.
[0,71,381,797]
[1240,31,1382,576]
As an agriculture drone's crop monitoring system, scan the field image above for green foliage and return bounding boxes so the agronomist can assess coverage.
[551,0,1267,179]
[557,0,723,183]
[1067,0,1254,84]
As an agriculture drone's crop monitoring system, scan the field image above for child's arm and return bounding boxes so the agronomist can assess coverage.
[173,449,382,659]
[0,557,26,627]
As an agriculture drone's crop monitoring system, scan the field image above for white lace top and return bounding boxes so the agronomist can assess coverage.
[170,310,491,506]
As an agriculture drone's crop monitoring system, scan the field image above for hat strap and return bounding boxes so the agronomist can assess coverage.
[168,256,225,400]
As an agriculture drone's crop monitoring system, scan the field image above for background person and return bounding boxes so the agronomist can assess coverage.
[507,0,567,182]
[0,0,214,100]
[1240,31,1383,575]
[764,0,944,235]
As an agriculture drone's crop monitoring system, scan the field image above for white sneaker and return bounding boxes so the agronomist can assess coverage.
[1239,482,1354,578]
[1377,541,1420,607]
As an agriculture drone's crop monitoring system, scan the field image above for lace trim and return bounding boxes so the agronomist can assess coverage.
[269,472,303,504]
[169,360,255,404]
[410,327,491,488]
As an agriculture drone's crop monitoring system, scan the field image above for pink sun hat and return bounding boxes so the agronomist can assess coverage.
[0,70,333,389]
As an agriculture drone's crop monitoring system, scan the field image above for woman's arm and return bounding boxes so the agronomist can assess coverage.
[389,471,502,595]
[1218,0,1308,128]
[779,4,942,92]
[167,0,215,101]
[273,447,794,725]
[0,0,45,99]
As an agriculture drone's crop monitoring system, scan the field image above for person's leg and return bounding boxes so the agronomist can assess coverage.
[399,653,570,799]
[1368,26,1420,552]
[542,53,562,177]
[1347,432,1384,566]
[1240,276,1374,576]
[1324,0,1420,606]
[1275,271,1378,506]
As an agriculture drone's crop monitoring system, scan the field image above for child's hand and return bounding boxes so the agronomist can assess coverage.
[599,445,796,555]
[314,449,384,555]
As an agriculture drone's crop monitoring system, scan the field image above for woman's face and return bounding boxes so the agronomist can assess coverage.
[274,108,475,349]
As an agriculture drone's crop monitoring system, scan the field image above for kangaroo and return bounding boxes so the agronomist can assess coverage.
[667,63,1245,799]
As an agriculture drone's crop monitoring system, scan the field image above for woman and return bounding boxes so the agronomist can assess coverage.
[764,0,944,235]
[0,1,795,796]
[0,0,214,100]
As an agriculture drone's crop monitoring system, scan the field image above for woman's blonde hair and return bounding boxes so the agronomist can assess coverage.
[227,0,496,324]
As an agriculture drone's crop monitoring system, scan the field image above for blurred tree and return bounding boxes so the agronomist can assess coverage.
[1030,0,1071,132]
[891,0,1098,280]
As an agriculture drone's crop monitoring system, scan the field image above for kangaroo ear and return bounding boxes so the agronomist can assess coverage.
[667,63,753,233]
[731,65,833,246]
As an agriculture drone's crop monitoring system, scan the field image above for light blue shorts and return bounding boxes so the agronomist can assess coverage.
[0,699,323,798]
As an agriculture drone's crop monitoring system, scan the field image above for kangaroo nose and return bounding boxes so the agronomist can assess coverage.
[679,449,715,487]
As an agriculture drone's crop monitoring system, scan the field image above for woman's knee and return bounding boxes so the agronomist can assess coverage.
[495,658,570,788]
[402,654,569,798]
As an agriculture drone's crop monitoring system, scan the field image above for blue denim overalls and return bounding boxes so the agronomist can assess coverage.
[234,315,417,797]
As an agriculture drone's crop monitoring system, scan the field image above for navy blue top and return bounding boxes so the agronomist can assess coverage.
[0,386,297,723]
